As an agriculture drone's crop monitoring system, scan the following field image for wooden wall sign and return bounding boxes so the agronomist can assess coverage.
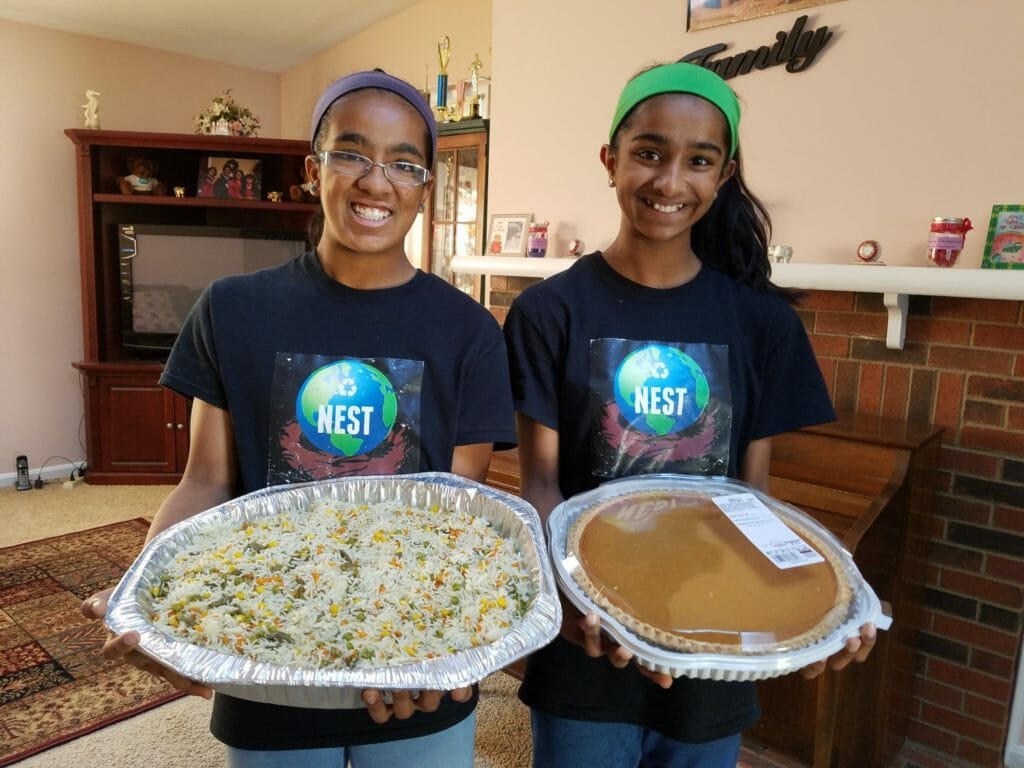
[680,15,833,80]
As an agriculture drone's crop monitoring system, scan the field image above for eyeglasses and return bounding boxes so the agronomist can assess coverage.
[317,150,431,187]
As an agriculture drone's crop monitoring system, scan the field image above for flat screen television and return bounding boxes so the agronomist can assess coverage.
[118,223,307,352]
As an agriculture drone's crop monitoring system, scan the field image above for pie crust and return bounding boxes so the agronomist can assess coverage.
[567,490,853,655]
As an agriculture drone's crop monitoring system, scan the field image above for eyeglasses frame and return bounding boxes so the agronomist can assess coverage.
[314,150,432,187]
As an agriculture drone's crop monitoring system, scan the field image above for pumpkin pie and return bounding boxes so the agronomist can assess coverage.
[567,490,852,655]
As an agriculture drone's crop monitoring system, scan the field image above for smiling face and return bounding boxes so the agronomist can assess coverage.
[602,93,736,254]
[306,89,432,267]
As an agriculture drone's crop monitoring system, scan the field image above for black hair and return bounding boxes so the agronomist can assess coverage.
[692,149,792,300]
[610,74,797,303]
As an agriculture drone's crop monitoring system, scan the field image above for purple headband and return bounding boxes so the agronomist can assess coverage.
[309,70,437,165]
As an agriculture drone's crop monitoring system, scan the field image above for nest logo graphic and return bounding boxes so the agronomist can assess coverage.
[613,345,709,436]
[295,360,398,456]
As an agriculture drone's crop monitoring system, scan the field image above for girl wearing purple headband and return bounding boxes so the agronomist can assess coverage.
[83,70,515,768]
[504,62,875,768]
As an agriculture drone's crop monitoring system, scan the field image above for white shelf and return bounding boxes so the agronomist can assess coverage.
[451,255,574,278]
[452,257,1024,350]
[770,263,1024,301]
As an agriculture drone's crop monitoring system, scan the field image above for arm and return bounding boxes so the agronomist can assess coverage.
[146,398,238,540]
[739,436,771,492]
[515,413,564,520]
[450,442,494,483]
[81,398,238,698]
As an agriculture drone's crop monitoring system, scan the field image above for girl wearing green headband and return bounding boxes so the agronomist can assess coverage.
[504,62,875,768]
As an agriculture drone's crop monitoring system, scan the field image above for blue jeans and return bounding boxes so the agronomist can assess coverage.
[225,710,476,768]
[531,710,741,768]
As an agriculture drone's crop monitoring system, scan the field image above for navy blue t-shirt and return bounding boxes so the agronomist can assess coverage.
[161,250,517,749]
[503,252,835,743]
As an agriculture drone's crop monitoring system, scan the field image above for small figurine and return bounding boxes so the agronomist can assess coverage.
[468,53,484,117]
[82,90,101,130]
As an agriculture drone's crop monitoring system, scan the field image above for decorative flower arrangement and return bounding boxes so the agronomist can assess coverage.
[194,89,260,137]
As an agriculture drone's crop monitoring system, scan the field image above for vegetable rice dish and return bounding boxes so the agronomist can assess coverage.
[145,498,534,670]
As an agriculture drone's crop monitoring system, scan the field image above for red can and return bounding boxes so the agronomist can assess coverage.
[927,217,972,267]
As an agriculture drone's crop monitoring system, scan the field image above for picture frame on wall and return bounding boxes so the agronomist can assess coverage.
[197,156,262,200]
[486,213,532,256]
[981,204,1024,269]
[686,0,844,32]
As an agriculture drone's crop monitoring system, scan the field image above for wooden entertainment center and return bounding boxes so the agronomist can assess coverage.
[66,129,318,484]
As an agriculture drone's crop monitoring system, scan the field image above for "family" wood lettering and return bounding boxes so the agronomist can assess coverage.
[680,15,833,80]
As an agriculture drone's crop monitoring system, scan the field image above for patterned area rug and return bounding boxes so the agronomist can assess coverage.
[0,518,183,766]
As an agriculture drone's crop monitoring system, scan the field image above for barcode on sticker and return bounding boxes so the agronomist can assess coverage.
[713,493,824,570]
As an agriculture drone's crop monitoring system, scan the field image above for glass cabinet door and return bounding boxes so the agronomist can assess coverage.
[427,123,487,298]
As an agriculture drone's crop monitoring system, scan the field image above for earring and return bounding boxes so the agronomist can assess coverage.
[608,177,616,188]
[418,202,425,212]
[310,182,319,194]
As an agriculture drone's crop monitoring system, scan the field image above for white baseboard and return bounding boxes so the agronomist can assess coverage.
[3,461,84,488]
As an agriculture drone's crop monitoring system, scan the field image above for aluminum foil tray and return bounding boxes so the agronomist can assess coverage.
[548,474,889,682]
[106,472,561,709]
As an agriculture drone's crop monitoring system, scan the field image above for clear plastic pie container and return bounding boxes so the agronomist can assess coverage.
[106,472,561,708]
[548,474,888,682]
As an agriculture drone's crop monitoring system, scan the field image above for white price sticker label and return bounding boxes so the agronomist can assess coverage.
[713,493,824,570]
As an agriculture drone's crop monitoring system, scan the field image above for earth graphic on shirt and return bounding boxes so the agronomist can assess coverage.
[613,345,709,436]
[296,360,398,456]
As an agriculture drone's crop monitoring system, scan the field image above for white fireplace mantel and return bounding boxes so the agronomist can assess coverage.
[451,256,1024,350]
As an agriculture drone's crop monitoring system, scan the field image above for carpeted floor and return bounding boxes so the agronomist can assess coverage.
[0,517,184,766]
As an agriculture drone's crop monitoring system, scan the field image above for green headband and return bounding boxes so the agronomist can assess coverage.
[609,62,740,158]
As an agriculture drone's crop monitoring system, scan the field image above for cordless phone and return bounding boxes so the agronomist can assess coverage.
[16,455,31,491]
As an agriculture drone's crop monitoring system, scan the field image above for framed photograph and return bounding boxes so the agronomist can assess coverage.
[687,0,844,32]
[197,156,262,200]
[486,213,531,256]
[981,204,1024,269]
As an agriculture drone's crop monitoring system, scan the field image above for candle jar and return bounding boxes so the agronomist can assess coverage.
[527,221,549,257]
[927,217,972,267]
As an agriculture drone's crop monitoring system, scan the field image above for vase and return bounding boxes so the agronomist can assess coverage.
[211,119,230,136]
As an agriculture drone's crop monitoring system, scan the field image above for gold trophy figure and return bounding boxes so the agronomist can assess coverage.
[468,53,484,118]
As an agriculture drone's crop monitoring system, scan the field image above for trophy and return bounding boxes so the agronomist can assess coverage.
[468,53,483,119]
[436,36,451,114]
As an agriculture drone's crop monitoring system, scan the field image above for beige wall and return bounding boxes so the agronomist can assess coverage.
[280,0,492,140]
[488,0,1024,266]
[0,20,280,478]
